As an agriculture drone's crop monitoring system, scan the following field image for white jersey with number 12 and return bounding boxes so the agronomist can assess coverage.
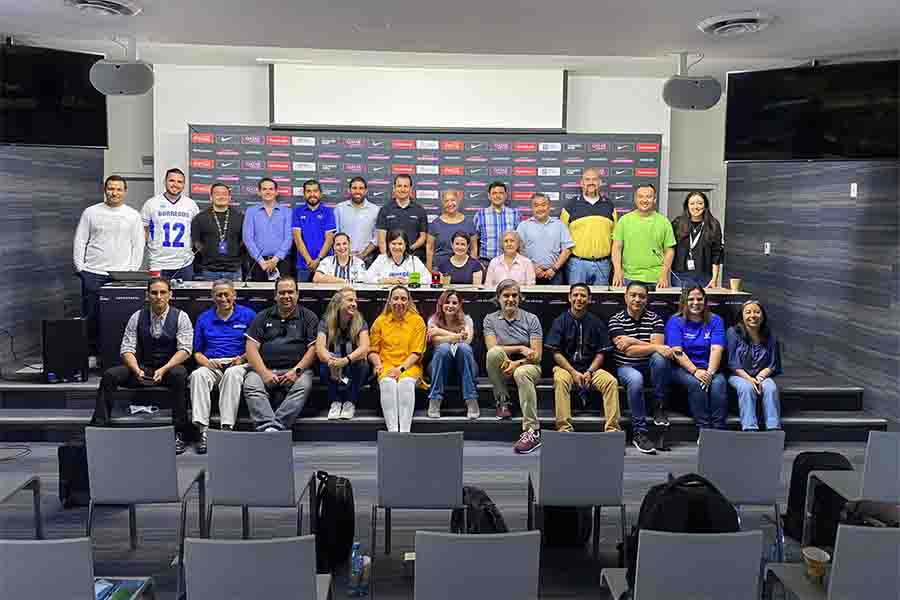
[141,194,199,270]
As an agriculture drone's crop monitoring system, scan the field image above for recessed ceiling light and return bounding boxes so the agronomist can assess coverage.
[63,0,143,17]
[698,11,774,38]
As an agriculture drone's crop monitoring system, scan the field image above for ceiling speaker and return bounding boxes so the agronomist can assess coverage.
[89,60,154,95]
[662,75,722,110]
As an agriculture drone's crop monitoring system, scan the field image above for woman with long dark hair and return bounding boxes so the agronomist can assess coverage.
[671,191,724,288]
[727,299,782,430]
[366,229,431,285]
[315,287,370,420]
[426,289,480,419]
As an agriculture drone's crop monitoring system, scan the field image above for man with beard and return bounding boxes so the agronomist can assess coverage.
[560,168,617,285]
[334,176,380,267]
[292,179,336,282]
[141,168,199,279]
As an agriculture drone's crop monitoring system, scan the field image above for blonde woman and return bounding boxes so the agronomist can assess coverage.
[316,287,370,420]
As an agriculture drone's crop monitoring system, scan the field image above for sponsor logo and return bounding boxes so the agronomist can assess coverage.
[442,179,462,186]
[612,168,634,177]
[635,168,658,177]
[514,142,538,152]
[611,192,629,201]
[468,142,486,150]
[490,142,511,151]
[267,161,290,171]
[393,154,413,160]
[369,179,390,186]
[277,186,293,196]
[191,183,212,194]
[611,158,634,164]
[292,186,304,197]
[565,167,583,176]
[465,155,488,163]
[345,153,362,159]
[594,167,609,177]
[490,155,511,162]
[215,149,240,156]
[343,138,365,148]
[543,191,560,202]
[416,165,439,175]
[217,161,239,169]
[562,157,585,164]
[217,135,238,144]
[241,160,265,170]
[242,185,259,195]
[564,192,580,201]
[513,167,538,176]
[368,153,390,161]
[609,182,633,189]
[318,153,342,160]
[319,163,340,172]
[191,133,214,144]
[614,143,635,152]
[513,157,537,163]
[192,174,213,179]
[292,162,316,171]
[291,136,316,146]
[513,181,536,188]
[391,139,415,150]
[464,180,487,188]
[466,167,486,175]
[416,154,439,162]
[343,164,365,173]
[218,175,240,183]
[538,167,561,177]
[191,159,214,169]
[267,151,290,158]
[323,188,338,195]
[588,156,610,163]
[417,179,439,187]
[273,176,291,184]
[416,140,439,150]
[467,191,484,200]
[244,150,262,156]
[489,166,512,176]
[512,191,533,201]
[367,139,386,148]
[540,157,558,163]
[267,135,290,145]
[416,190,439,200]
[368,165,387,173]
[370,190,387,198]
[565,143,584,151]
[391,164,415,174]
[293,151,314,158]
[241,135,265,145]
[561,182,582,189]
[590,143,609,152]
[319,177,341,185]
[639,157,657,164]
[637,143,660,153]
[191,148,213,154]
[539,142,562,152]
[320,138,340,146]
[441,140,464,151]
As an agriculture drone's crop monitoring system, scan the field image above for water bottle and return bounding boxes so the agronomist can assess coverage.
[348,542,364,596]
[46,371,58,384]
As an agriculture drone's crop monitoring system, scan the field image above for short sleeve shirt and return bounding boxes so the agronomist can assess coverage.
[545,311,612,372]
[516,217,575,268]
[193,304,257,359]
[664,314,726,370]
[428,216,476,259]
[434,255,484,284]
[245,305,319,369]
[611,210,677,283]
[292,203,336,268]
[483,309,542,346]
[317,317,369,357]
[141,194,200,270]
[376,200,428,249]
[607,309,665,367]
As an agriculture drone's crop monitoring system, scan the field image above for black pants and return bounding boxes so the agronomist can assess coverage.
[79,271,113,355]
[90,365,190,435]
[246,256,293,282]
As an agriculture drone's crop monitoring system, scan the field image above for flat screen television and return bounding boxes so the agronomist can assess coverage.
[725,60,898,161]
[0,44,108,147]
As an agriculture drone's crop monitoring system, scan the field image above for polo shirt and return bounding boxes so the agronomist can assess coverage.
[516,216,575,268]
[664,314,726,370]
[193,304,257,359]
[545,310,612,373]
[292,203,336,268]
[611,210,676,283]
[375,200,428,259]
[334,199,380,254]
[245,304,319,369]
[483,309,542,347]
[191,207,245,272]
[607,309,665,368]
[560,194,617,260]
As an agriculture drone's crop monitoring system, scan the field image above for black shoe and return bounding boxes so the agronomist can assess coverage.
[653,407,670,427]
[195,431,208,455]
[632,432,657,454]
[175,433,187,455]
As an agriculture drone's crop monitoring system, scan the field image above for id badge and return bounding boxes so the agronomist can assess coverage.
[686,259,696,271]
[217,240,228,254]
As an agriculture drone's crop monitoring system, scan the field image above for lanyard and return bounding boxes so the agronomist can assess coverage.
[212,209,230,243]
[688,222,704,258]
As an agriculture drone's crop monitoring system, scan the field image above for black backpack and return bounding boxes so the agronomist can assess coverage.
[623,473,740,592]
[58,443,91,508]
[782,451,854,543]
[450,485,509,534]
[541,506,593,547]
[314,471,355,574]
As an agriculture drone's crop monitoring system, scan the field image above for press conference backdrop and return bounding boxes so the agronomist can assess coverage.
[188,125,661,217]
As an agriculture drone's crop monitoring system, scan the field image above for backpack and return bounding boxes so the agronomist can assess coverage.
[623,473,740,593]
[841,500,900,529]
[314,471,355,574]
[58,443,91,508]
[450,485,509,534]
[782,451,854,542]
[541,506,593,547]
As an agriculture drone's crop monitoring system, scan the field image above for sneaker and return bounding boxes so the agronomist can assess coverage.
[175,433,187,455]
[327,401,343,420]
[632,432,657,455]
[340,402,355,420]
[514,429,542,454]
[496,402,513,420]
[427,399,441,418]
[221,424,233,431]
[466,399,481,420]
[196,430,208,455]
[653,406,670,427]
[263,426,279,432]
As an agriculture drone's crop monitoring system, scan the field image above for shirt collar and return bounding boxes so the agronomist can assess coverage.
[150,306,171,321]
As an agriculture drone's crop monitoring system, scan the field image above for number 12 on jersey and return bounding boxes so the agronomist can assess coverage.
[161,222,186,248]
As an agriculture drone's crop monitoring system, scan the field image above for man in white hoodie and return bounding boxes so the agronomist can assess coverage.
[73,175,145,355]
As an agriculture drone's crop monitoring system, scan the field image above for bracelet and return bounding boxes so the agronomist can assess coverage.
[691,368,698,376]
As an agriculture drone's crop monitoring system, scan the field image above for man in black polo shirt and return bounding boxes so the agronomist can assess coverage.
[375,174,428,262]
[191,183,245,281]
[242,276,319,431]
[546,284,621,433]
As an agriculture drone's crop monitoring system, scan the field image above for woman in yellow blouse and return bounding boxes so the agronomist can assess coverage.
[368,285,427,432]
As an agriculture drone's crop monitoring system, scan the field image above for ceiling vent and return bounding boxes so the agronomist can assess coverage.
[63,0,143,17]
[697,12,774,38]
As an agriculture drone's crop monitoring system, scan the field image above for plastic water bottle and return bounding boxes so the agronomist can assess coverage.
[348,542,364,596]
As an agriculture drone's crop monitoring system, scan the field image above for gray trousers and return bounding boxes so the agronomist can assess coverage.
[243,368,313,431]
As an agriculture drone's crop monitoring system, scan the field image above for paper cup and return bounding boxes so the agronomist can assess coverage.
[802,546,831,581]
[729,278,743,292]
[441,274,451,286]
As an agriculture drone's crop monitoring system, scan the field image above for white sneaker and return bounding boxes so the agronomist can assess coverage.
[340,402,355,420]
[427,399,441,418]
[466,399,481,420]
[263,426,279,432]
[327,401,342,420]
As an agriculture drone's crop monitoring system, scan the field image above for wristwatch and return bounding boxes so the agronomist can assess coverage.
[294,367,303,376]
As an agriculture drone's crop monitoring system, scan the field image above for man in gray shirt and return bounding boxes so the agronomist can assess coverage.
[484,279,544,453]
[517,192,575,285]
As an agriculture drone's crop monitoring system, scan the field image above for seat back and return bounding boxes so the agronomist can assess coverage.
[86,426,179,503]
[538,430,625,506]
[698,429,785,505]
[860,431,900,502]
[207,430,296,506]
[414,531,540,600]
[377,431,463,508]
[185,535,317,600]
[828,525,900,600]
[0,538,94,600]
[633,530,762,600]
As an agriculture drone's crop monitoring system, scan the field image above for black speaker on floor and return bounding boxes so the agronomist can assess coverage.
[42,319,89,383]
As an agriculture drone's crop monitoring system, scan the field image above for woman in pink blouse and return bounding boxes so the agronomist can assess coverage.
[484,230,536,289]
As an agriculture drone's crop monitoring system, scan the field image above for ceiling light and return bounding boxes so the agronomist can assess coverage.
[698,11,774,38]
[63,0,143,17]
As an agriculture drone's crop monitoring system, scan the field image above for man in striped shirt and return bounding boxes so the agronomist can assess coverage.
[607,282,674,454]
[473,181,519,268]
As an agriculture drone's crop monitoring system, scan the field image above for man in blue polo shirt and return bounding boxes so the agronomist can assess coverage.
[292,179,336,283]
[189,279,256,453]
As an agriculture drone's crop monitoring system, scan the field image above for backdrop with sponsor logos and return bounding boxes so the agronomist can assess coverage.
[188,125,661,217]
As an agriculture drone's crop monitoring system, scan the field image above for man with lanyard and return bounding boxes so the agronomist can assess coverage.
[242,177,293,282]
[242,276,319,431]
[90,277,195,453]
[292,179,336,283]
[375,174,428,262]
[612,183,676,289]
[141,168,199,279]
[189,279,256,453]
[516,192,575,285]
[334,176,380,267]
[473,181,519,269]
[545,283,620,433]
[560,168,617,285]
[191,183,244,281]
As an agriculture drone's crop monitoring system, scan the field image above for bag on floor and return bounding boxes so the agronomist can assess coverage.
[450,485,508,534]
[315,470,355,573]
[58,443,91,508]
[541,506,593,547]
[841,500,900,528]
[782,451,854,541]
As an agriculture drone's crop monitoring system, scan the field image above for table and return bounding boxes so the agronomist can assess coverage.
[0,472,44,539]
[98,282,750,370]
[801,470,862,546]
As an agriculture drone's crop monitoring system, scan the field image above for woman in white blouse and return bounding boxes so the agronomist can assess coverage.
[313,232,367,283]
[366,229,431,285]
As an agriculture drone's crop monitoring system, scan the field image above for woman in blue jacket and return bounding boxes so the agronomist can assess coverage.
[726,299,782,430]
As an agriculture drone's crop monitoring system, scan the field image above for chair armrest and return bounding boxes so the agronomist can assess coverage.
[179,468,206,502]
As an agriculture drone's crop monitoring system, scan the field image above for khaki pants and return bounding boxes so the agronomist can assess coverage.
[189,363,248,428]
[486,346,542,431]
[553,366,621,432]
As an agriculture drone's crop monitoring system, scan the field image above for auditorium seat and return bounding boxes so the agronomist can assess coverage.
[0,538,94,600]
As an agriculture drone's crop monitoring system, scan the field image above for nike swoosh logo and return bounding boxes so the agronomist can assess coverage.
[220,137,233,142]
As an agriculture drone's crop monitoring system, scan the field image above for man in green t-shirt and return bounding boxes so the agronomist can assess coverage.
[611,184,676,289]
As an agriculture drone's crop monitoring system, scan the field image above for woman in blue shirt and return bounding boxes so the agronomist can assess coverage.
[726,299,782,430]
[664,285,728,432]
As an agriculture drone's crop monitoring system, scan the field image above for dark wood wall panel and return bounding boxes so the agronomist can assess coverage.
[0,146,103,363]
[725,160,900,421]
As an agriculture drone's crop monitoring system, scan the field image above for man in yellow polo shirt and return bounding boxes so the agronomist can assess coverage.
[560,168,617,285]
[611,184,676,289]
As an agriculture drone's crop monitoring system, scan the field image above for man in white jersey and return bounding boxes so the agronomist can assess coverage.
[74,175,145,355]
[141,168,200,279]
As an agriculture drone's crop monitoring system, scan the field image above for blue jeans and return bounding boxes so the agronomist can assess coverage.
[195,270,242,282]
[429,342,479,403]
[671,271,710,288]
[536,268,565,285]
[729,376,781,430]
[79,271,113,353]
[319,360,369,405]
[161,263,194,280]
[617,353,670,434]
[671,367,728,429]
[567,257,611,286]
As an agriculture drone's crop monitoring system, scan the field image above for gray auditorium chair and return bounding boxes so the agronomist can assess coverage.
[414,530,541,600]
[766,524,900,600]
[602,530,763,600]
[185,535,332,600]
[0,537,94,600]
[371,431,465,599]
[527,430,627,563]
[697,428,786,560]
[85,426,206,596]
[0,472,43,539]
[205,429,315,539]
